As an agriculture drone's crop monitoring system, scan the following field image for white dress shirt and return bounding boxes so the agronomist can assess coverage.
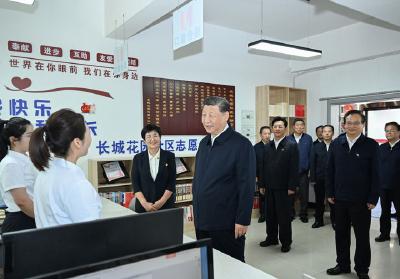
[346,134,362,150]
[148,149,160,181]
[0,150,37,212]
[390,139,400,149]
[274,137,285,149]
[294,133,302,143]
[34,157,102,228]
[211,124,229,145]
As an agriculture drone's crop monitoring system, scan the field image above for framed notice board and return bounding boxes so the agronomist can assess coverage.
[143,76,235,135]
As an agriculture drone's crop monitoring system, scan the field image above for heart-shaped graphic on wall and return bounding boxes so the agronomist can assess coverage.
[11,77,32,90]
[5,76,113,99]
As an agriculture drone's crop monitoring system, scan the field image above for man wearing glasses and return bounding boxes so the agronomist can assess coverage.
[375,121,400,244]
[326,110,379,279]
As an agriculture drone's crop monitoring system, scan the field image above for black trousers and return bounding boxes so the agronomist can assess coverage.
[259,192,265,217]
[314,180,335,224]
[266,189,292,246]
[335,201,371,274]
[292,172,309,218]
[379,188,400,237]
[1,211,36,234]
[196,229,245,262]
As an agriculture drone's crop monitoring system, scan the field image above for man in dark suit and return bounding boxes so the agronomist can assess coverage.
[259,116,299,253]
[288,118,313,223]
[310,124,335,229]
[254,126,272,223]
[326,110,379,279]
[375,121,400,244]
[131,124,176,213]
[314,125,324,145]
[193,96,255,262]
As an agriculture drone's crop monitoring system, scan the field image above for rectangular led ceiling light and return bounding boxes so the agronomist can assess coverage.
[248,39,322,58]
[9,0,35,5]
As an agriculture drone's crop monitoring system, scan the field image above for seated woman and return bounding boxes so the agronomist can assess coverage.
[0,117,37,233]
[29,109,102,228]
[132,124,176,213]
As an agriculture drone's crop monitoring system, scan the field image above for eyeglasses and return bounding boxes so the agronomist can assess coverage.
[385,130,398,133]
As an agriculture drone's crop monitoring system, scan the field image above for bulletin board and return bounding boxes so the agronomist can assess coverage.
[143,76,235,135]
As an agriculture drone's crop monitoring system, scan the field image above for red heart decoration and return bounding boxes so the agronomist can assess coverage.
[11,76,32,90]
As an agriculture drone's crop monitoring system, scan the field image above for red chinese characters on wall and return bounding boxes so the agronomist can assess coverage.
[40,45,63,57]
[8,41,32,53]
[70,49,90,61]
[6,40,139,81]
[97,53,114,64]
[128,57,139,67]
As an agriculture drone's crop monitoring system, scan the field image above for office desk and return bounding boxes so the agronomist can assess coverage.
[100,198,277,279]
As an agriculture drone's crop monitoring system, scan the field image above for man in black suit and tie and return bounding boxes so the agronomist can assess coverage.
[254,126,272,223]
[326,110,379,279]
[259,116,299,253]
[193,96,255,262]
[131,124,176,213]
[310,124,335,229]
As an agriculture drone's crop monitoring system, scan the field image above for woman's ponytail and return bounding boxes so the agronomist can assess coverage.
[29,126,50,171]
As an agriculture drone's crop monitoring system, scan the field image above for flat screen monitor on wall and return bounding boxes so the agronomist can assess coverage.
[35,239,214,279]
[2,208,184,279]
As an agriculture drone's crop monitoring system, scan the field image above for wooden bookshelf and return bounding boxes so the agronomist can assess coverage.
[87,155,196,204]
[256,85,307,141]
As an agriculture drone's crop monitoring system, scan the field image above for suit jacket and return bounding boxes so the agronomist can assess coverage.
[288,133,313,173]
[192,126,256,231]
[260,136,299,191]
[254,141,268,184]
[310,141,330,182]
[326,133,379,204]
[379,141,400,190]
[131,149,176,213]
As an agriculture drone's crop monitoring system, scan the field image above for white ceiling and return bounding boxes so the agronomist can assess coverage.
[204,0,400,41]
[1,0,400,42]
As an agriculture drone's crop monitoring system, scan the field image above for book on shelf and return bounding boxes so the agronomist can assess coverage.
[175,183,192,202]
[295,104,305,117]
[101,161,129,183]
[268,103,288,116]
[99,191,135,208]
[175,157,190,175]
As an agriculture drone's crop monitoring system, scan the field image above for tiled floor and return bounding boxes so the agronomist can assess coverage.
[186,213,400,279]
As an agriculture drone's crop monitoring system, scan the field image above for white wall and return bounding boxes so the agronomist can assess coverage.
[0,0,292,175]
[291,22,400,136]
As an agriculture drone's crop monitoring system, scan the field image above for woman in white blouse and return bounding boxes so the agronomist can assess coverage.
[0,117,37,233]
[29,109,102,228]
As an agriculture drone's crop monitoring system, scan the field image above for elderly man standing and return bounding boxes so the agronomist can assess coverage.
[193,96,255,262]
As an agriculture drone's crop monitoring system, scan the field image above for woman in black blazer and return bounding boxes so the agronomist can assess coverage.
[132,124,176,213]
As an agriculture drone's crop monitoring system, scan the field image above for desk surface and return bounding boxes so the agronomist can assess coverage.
[100,198,277,279]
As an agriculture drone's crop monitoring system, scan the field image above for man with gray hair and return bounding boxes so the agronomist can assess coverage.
[193,96,256,262]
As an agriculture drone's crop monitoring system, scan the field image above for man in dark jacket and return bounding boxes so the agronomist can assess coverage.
[254,126,272,223]
[193,96,255,262]
[310,125,335,229]
[288,118,313,223]
[259,117,299,253]
[314,125,324,145]
[375,121,400,244]
[326,110,379,279]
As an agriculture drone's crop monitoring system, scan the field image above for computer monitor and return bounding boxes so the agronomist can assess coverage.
[2,208,183,279]
[34,239,213,279]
